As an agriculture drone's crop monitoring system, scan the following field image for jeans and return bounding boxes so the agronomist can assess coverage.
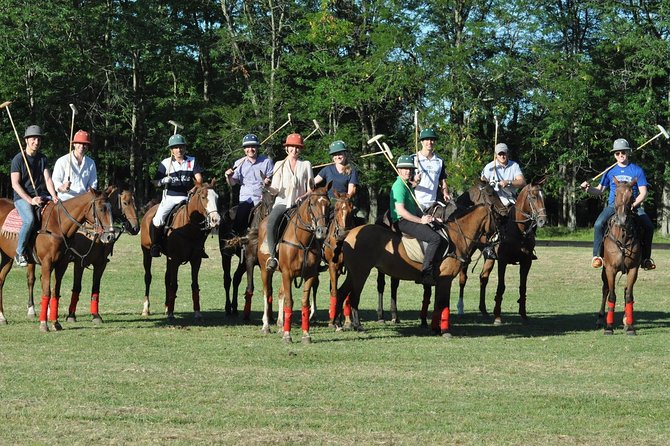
[397,218,443,271]
[593,206,654,259]
[266,205,287,258]
[233,200,255,235]
[15,199,35,256]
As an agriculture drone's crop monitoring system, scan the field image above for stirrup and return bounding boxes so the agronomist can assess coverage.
[266,257,278,272]
[642,258,656,270]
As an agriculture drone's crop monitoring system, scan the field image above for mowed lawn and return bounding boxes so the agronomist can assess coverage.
[1,234,669,445]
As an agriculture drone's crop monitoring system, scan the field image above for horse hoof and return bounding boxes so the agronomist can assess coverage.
[391,318,400,324]
[420,319,428,328]
[301,335,312,344]
[282,333,293,343]
[603,329,614,336]
[166,315,176,324]
[52,321,63,331]
[376,319,386,324]
[626,328,636,336]
[142,310,150,317]
[0,318,7,326]
[39,322,49,333]
[493,318,503,326]
[342,323,352,331]
[261,326,271,335]
[354,325,365,333]
[441,331,453,339]
[27,306,36,318]
[92,314,103,324]
[66,314,77,323]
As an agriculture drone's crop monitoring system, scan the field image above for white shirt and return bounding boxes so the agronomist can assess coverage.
[481,159,523,206]
[415,152,445,208]
[52,153,98,201]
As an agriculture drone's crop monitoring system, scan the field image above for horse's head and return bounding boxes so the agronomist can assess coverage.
[86,188,116,243]
[188,180,221,229]
[517,178,548,229]
[332,190,354,242]
[106,185,140,235]
[613,177,636,227]
[299,183,331,240]
[472,180,509,218]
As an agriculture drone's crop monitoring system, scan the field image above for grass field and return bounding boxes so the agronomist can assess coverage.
[1,234,669,445]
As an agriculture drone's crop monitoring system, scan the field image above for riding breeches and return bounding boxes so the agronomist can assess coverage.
[152,194,187,226]
[396,218,442,270]
[265,204,287,258]
[233,200,255,235]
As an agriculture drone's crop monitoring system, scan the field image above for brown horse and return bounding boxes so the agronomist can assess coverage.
[24,186,140,323]
[254,183,331,343]
[598,178,640,335]
[0,188,115,331]
[335,204,497,337]
[218,185,276,319]
[457,179,547,325]
[376,180,508,326]
[140,181,220,322]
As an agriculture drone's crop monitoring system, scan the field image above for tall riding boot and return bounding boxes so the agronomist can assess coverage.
[150,223,164,257]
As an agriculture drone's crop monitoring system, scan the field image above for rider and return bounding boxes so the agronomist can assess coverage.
[314,140,359,199]
[390,154,442,286]
[150,133,204,257]
[414,128,450,209]
[224,133,274,235]
[52,130,98,201]
[10,125,60,267]
[479,142,527,259]
[580,138,655,270]
[264,133,314,272]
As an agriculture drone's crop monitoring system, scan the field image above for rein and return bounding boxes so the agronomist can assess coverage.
[445,206,494,263]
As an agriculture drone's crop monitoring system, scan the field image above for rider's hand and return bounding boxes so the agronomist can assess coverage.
[580,181,590,191]
[61,181,71,192]
[420,214,434,225]
[225,168,234,177]
[160,176,172,185]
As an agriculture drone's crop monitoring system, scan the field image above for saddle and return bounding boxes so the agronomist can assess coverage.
[377,210,450,264]
[1,204,51,264]
[259,206,298,256]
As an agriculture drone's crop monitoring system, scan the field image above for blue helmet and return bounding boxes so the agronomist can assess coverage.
[242,133,260,147]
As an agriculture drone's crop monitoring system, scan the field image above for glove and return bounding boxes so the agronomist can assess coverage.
[489,178,497,187]
[160,176,172,185]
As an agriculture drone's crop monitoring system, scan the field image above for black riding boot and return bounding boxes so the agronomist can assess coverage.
[150,223,163,257]
[482,245,497,260]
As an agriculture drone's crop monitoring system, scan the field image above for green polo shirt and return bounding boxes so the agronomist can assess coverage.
[390,176,420,222]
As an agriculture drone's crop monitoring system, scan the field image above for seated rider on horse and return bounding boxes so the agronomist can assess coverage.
[149,133,204,258]
[479,142,527,259]
[580,138,656,271]
[390,154,443,286]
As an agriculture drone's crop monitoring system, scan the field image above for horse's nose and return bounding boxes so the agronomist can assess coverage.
[99,230,115,244]
[537,216,547,228]
[336,229,349,242]
[209,212,221,228]
[315,225,328,240]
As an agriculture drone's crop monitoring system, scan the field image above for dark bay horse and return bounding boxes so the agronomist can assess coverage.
[598,178,640,335]
[456,179,546,325]
[376,180,508,326]
[218,186,276,319]
[25,186,140,323]
[140,181,220,323]
[254,183,331,343]
[336,204,497,337]
[0,189,115,331]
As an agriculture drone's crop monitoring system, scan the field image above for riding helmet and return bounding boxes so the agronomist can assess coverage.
[396,154,416,169]
[242,133,260,147]
[419,128,438,140]
[611,138,631,152]
[329,140,347,155]
[283,133,304,148]
[72,130,92,145]
[24,125,43,138]
[167,134,187,148]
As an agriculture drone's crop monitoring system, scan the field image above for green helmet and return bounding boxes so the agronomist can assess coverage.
[329,140,347,155]
[419,128,438,140]
[396,154,416,169]
[167,134,187,148]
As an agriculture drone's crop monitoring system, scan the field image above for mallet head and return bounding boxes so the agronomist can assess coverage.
[168,119,184,129]
[367,134,384,145]
[313,119,325,135]
[382,142,394,160]
[0,101,12,110]
[69,103,78,115]
[657,124,669,139]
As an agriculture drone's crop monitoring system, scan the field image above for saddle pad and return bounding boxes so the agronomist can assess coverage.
[401,237,424,264]
[1,208,23,236]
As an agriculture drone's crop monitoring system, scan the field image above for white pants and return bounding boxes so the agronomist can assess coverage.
[152,194,187,226]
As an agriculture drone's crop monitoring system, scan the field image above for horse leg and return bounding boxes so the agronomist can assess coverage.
[222,251,233,315]
[389,277,400,324]
[310,274,319,323]
[419,284,432,327]
[604,268,617,335]
[457,268,467,318]
[243,255,255,322]
[260,267,274,334]
[0,254,14,324]
[623,268,639,335]
[301,276,318,344]
[190,257,203,323]
[38,260,54,332]
[518,259,532,321]
[164,258,179,323]
[281,273,294,343]
[493,262,508,325]
[89,257,108,324]
[26,264,36,318]
[376,269,386,323]
[479,259,494,318]
[47,259,69,331]
[142,248,152,316]
[436,277,454,338]
[66,262,83,322]
[596,268,608,328]
[231,257,245,316]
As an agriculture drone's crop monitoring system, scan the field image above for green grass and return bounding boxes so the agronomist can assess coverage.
[1,234,669,445]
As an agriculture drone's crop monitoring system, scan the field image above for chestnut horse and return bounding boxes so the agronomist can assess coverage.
[0,189,115,331]
[254,183,331,343]
[140,182,220,322]
[598,178,640,335]
[335,204,497,337]
[376,180,508,326]
[24,186,140,323]
[218,186,276,319]
[457,179,547,325]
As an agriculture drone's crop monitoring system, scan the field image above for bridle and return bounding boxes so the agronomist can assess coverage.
[512,185,547,237]
[292,191,330,234]
[186,186,218,230]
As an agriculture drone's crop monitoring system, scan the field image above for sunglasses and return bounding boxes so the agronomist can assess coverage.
[614,151,628,156]
[497,152,508,156]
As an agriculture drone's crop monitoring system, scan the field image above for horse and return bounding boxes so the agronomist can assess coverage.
[335,203,498,337]
[254,183,331,343]
[140,181,221,323]
[598,178,640,335]
[376,180,508,326]
[218,185,276,320]
[0,188,116,331]
[24,186,140,323]
[456,179,547,325]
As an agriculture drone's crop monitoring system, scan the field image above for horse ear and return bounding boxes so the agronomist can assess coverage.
[613,177,620,185]
[631,177,638,186]
[105,185,116,195]
[309,178,316,191]
[211,177,217,187]
[535,176,547,186]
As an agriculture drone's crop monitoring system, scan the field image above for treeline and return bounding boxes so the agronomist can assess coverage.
[0,1,668,232]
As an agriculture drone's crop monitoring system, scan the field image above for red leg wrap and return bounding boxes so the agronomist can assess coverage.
[283,308,292,333]
[68,292,80,314]
[440,307,450,332]
[329,295,336,320]
[343,295,351,317]
[301,307,310,331]
[90,293,99,315]
[625,302,634,326]
[40,295,49,322]
[267,295,273,305]
[49,296,60,322]
[606,301,615,325]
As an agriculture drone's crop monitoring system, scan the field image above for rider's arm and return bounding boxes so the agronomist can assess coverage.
[43,168,59,202]
[632,185,647,209]
[581,182,605,196]
[395,202,433,225]
[10,172,37,204]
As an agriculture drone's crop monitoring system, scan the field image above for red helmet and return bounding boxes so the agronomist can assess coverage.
[72,130,91,145]
[283,133,304,148]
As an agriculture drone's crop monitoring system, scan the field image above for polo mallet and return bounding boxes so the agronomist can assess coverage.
[304,119,325,141]
[414,109,419,153]
[1,101,37,193]
[493,115,501,183]
[590,124,670,182]
[367,135,424,211]
[67,103,78,184]
[260,113,292,145]
[168,119,183,135]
